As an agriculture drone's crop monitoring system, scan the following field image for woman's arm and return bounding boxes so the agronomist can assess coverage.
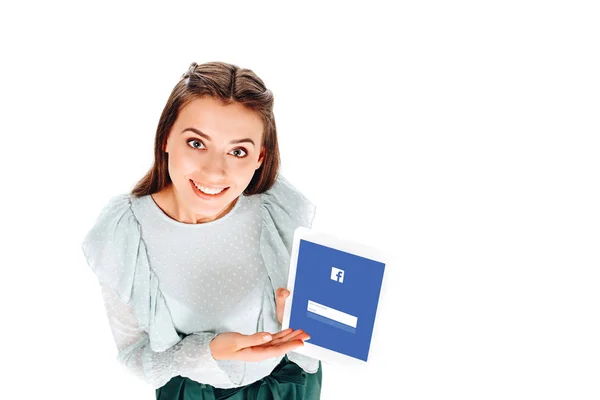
[98,282,235,389]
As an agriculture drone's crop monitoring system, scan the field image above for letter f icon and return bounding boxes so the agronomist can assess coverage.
[331,267,345,283]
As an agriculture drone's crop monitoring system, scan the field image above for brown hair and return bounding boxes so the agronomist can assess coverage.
[131,61,280,198]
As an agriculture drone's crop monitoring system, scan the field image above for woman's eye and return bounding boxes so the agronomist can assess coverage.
[187,140,246,158]
[230,148,247,158]
[187,139,205,149]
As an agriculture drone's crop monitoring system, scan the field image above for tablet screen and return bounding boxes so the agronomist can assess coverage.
[288,238,386,362]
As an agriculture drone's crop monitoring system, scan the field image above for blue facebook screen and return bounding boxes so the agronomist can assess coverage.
[289,239,385,361]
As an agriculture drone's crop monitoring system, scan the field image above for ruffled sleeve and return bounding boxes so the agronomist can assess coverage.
[82,194,236,389]
[81,194,182,351]
[259,174,321,373]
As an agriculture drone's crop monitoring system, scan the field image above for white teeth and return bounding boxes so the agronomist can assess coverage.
[192,180,225,195]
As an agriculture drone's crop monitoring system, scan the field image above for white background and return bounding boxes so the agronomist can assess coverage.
[1,1,599,399]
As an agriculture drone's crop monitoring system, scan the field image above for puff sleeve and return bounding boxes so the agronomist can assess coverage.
[81,194,237,389]
[259,174,321,373]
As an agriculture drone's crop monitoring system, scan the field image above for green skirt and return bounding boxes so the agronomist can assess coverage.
[156,355,322,400]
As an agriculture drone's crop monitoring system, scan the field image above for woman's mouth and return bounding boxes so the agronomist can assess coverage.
[190,179,229,199]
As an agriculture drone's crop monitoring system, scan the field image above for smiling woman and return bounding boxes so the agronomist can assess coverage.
[152,96,266,224]
[81,61,323,399]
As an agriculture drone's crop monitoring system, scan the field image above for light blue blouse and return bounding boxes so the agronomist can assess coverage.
[81,174,320,389]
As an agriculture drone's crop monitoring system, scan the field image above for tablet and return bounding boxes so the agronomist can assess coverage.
[282,226,387,367]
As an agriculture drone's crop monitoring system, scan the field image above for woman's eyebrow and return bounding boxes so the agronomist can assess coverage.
[181,127,255,146]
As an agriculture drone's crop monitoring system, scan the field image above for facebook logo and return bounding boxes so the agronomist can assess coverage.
[330,267,345,283]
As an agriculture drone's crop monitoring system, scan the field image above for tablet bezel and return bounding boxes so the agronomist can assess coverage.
[281,226,387,368]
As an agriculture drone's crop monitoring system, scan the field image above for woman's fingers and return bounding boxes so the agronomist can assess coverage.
[213,329,309,362]
[270,328,293,340]
[238,339,305,361]
[276,288,290,298]
[275,288,290,324]
[254,329,309,348]
[257,328,292,345]
[234,332,275,349]
[269,329,309,345]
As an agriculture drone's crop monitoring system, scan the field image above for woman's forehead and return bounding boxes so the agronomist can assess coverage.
[176,97,264,140]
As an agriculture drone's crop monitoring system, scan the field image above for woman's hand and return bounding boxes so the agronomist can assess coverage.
[275,287,290,325]
[209,287,309,362]
[209,328,309,362]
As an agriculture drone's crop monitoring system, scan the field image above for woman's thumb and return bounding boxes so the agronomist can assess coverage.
[243,332,273,347]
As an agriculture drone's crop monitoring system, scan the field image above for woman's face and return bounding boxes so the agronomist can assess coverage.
[163,96,265,223]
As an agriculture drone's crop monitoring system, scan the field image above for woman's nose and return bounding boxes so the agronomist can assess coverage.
[201,151,226,177]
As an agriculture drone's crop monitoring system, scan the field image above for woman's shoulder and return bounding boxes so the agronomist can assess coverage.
[96,192,135,215]
[259,173,316,228]
[257,174,317,298]
[81,192,140,278]
[80,192,148,291]
[81,191,182,351]
[87,192,148,227]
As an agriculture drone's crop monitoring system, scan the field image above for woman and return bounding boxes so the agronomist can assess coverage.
[81,61,323,399]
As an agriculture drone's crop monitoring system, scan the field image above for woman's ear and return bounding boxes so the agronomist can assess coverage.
[256,146,265,170]
[163,132,171,153]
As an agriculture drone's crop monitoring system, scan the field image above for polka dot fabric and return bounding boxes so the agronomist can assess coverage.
[81,174,319,389]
